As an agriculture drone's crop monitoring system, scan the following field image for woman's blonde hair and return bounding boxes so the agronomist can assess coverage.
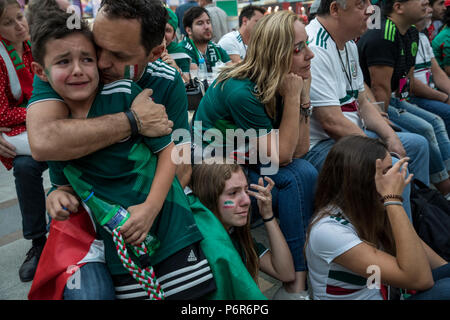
[190,162,260,282]
[215,10,299,119]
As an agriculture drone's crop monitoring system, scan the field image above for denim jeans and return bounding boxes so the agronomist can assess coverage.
[63,262,116,300]
[388,97,450,184]
[410,96,450,134]
[13,155,48,241]
[408,263,450,300]
[246,159,318,272]
[302,132,429,221]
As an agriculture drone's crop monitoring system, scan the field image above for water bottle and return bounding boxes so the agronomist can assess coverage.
[80,190,160,258]
[198,57,207,81]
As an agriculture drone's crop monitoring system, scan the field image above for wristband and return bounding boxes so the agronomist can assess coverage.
[262,215,275,223]
[383,201,403,207]
[124,109,139,138]
[130,109,142,133]
[300,101,311,108]
[381,194,403,202]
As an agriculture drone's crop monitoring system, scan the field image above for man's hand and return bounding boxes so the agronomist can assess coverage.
[386,134,407,159]
[131,89,173,138]
[0,127,16,158]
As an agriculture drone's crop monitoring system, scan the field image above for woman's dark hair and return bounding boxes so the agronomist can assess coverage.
[99,0,167,54]
[30,9,93,66]
[306,135,396,255]
[183,6,209,31]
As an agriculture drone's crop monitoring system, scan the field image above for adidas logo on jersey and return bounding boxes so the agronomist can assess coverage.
[187,249,198,262]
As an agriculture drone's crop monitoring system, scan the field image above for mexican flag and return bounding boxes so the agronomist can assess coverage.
[28,205,101,300]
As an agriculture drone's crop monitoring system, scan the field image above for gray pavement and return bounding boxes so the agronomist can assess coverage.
[0,164,281,300]
[0,165,50,300]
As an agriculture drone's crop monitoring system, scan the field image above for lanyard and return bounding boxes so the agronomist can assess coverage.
[317,21,354,92]
[187,38,222,63]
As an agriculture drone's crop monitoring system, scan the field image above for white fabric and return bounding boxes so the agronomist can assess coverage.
[2,131,31,156]
[306,18,365,149]
[218,30,247,59]
[414,32,435,88]
[305,206,383,300]
[0,40,22,101]
[205,4,229,44]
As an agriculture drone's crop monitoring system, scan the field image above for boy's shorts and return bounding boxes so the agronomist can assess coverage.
[112,241,216,300]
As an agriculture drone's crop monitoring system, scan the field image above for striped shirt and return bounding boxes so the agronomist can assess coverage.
[305,206,383,300]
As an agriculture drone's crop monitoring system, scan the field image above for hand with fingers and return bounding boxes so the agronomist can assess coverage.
[248,176,275,220]
[279,73,304,105]
[375,156,413,202]
[46,188,80,221]
[130,89,174,138]
[0,127,16,158]
[119,203,157,246]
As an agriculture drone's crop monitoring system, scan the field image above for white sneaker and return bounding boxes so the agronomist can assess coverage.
[272,286,310,300]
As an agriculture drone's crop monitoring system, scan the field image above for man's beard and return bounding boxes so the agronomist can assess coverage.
[193,33,212,44]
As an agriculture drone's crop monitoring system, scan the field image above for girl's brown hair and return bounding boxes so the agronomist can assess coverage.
[0,0,21,19]
[190,161,260,281]
[306,135,396,255]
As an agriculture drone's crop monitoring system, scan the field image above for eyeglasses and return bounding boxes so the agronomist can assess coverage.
[293,40,310,54]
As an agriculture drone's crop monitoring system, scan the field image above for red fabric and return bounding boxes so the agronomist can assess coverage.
[0,39,34,170]
[28,206,96,300]
[380,284,388,300]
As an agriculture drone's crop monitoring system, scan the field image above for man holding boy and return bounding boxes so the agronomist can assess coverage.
[26,0,264,300]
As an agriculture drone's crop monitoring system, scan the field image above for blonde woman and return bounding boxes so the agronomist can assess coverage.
[192,10,317,299]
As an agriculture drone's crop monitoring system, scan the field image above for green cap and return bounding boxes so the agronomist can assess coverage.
[166,6,178,32]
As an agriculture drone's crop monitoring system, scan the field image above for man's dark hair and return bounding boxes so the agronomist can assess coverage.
[381,0,412,17]
[100,0,167,54]
[238,5,266,27]
[183,6,209,31]
[317,0,336,15]
[30,9,93,66]
[444,5,450,26]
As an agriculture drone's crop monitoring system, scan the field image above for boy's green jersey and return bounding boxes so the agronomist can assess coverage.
[46,80,202,275]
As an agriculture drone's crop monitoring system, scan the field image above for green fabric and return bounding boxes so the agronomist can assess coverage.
[432,25,450,69]
[193,77,277,161]
[47,80,202,275]
[187,194,267,300]
[137,60,191,144]
[167,41,191,73]
[180,39,231,67]
[166,6,178,32]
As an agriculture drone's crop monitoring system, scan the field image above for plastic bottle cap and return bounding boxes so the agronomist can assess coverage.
[199,58,205,63]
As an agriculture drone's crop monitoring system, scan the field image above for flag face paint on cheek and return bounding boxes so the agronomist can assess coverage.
[124,64,139,80]
[223,200,235,209]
